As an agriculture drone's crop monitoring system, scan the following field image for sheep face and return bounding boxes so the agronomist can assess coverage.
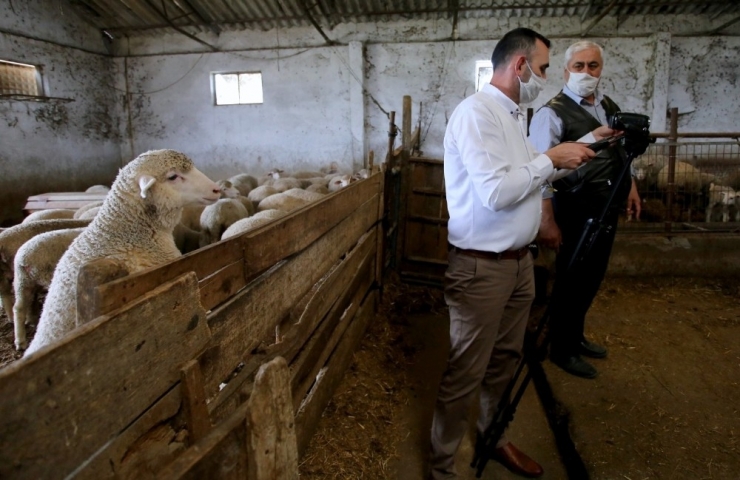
[135,157,221,208]
[328,175,351,192]
[216,180,241,199]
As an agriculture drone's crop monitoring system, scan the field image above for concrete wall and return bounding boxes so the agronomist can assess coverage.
[114,46,359,180]
[2,3,739,224]
[0,1,120,225]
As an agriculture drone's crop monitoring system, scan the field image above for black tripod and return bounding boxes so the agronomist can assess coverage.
[471,134,647,479]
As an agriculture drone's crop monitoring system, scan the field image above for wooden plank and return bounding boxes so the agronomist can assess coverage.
[294,290,377,456]
[71,385,182,479]
[77,258,129,324]
[291,254,375,411]
[395,95,414,272]
[26,192,108,201]
[181,360,211,443]
[0,273,210,480]
[96,173,382,316]
[246,357,299,480]
[24,201,98,211]
[200,193,380,397]
[208,229,376,423]
[407,215,448,225]
[409,157,444,165]
[155,403,249,480]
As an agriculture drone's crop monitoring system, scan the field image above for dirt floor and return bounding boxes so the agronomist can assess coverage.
[2,276,739,479]
[300,276,740,480]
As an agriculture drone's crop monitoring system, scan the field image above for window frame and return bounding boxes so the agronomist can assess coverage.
[0,58,45,98]
[211,70,264,106]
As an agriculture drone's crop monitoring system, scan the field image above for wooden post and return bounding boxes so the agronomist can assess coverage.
[368,150,375,173]
[246,357,298,480]
[77,258,129,324]
[395,95,413,273]
[665,107,678,233]
[180,359,211,444]
[385,111,397,168]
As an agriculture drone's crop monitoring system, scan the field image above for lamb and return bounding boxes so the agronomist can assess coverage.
[257,169,284,186]
[73,201,104,219]
[199,198,250,246]
[24,149,221,355]
[221,209,287,240]
[264,177,304,192]
[0,219,92,327]
[13,228,85,350]
[705,183,737,223]
[229,174,259,196]
[22,209,75,223]
[215,179,241,199]
[328,174,352,192]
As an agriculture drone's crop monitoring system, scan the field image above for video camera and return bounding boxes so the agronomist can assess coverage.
[588,112,653,157]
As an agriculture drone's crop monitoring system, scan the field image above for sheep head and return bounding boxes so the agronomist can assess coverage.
[124,150,221,208]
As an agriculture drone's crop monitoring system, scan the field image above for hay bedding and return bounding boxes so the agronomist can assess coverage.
[299,275,445,479]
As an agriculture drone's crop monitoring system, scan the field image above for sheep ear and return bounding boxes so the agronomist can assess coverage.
[138,175,157,198]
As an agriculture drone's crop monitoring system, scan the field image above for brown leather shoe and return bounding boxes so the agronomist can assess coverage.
[493,442,544,478]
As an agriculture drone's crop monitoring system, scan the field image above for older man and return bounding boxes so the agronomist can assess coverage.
[430,29,619,480]
[528,41,641,379]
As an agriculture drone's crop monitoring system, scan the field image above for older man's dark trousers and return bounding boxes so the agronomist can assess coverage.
[548,190,620,357]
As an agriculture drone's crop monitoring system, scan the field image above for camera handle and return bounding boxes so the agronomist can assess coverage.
[471,144,639,479]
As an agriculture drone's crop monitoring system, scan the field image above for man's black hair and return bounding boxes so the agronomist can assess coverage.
[491,28,551,72]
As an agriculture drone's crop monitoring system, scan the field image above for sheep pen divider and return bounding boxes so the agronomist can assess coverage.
[0,171,385,479]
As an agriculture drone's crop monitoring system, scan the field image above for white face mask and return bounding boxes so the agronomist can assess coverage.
[567,71,600,97]
[518,61,546,104]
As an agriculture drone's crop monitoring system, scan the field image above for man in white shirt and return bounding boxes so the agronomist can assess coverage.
[430,29,616,479]
[529,41,641,380]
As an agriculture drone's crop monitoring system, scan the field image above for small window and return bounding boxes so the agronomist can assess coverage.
[0,59,42,97]
[213,72,263,105]
[475,60,492,92]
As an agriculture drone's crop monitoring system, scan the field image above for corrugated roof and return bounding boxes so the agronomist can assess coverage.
[66,0,739,37]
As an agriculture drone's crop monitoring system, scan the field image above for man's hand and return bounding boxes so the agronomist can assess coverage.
[538,199,562,252]
[626,178,641,220]
[592,126,623,141]
[545,142,596,170]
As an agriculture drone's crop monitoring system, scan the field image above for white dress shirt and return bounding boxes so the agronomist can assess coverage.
[444,83,570,252]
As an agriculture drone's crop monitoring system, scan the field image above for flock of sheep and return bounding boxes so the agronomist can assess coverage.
[632,155,740,222]
[0,149,366,357]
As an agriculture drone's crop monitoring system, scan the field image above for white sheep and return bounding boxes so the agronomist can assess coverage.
[221,209,287,240]
[657,161,715,191]
[306,184,329,194]
[199,198,249,246]
[85,185,111,194]
[328,174,352,192]
[73,201,104,219]
[13,228,85,350]
[705,183,737,223]
[257,169,284,186]
[77,206,101,220]
[22,209,75,223]
[257,193,310,212]
[264,177,304,192]
[320,161,340,175]
[292,170,325,179]
[248,185,279,209]
[215,179,241,199]
[24,149,221,355]
[282,188,326,203]
[0,219,92,327]
[229,173,259,195]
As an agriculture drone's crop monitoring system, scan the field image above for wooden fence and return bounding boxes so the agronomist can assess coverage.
[0,171,384,479]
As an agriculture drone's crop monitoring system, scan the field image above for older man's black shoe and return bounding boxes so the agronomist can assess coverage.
[551,354,598,379]
[579,339,607,359]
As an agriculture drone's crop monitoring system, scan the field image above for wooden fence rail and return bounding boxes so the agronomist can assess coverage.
[0,171,384,479]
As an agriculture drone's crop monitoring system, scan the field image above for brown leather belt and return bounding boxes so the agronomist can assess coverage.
[448,243,530,261]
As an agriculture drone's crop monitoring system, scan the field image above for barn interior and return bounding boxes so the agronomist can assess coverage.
[1,1,739,479]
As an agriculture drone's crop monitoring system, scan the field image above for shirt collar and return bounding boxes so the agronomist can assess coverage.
[563,84,604,106]
[481,83,522,119]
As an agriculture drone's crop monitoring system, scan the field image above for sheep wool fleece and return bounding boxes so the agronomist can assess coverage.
[25,150,201,355]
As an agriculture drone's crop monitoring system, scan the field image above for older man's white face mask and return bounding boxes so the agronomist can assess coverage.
[567,71,600,97]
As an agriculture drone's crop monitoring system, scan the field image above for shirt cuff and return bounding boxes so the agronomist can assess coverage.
[578,132,597,144]
[532,153,555,179]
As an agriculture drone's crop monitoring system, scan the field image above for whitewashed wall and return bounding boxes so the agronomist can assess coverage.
[1,0,739,224]
[0,1,119,225]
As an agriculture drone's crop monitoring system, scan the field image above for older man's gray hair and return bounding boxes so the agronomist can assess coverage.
[564,40,604,65]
